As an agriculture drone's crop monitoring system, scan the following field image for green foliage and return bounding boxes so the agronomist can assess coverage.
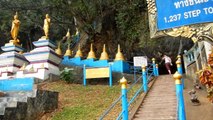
[42,78,142,119]
[60,67,74,83]
[115,0,149,45]
[0,0,156,56]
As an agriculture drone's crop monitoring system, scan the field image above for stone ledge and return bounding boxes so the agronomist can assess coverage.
[0,90,58,120]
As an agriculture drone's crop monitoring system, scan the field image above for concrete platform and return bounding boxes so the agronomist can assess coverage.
[183,77,213,120]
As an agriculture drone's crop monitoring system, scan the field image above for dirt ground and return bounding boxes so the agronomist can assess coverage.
[183,78,213,120]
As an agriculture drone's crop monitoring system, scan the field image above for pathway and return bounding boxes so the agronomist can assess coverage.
[133,75,177,120]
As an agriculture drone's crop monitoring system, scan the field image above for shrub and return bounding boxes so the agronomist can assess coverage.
[60,67,74,83]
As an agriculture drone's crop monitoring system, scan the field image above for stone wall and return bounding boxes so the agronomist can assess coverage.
[0,90,58,120]
[60,64,138,85]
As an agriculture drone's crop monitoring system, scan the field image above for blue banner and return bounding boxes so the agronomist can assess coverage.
[156,0,213,30]
[0,78,34,91]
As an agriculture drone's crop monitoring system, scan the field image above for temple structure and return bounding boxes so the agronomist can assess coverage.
[61,44,130,73]
[0,14,61,80]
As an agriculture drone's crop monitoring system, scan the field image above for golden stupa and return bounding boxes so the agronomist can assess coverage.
[55,42,62,56]
[64,43,72,57]
[87,44,96,59]
[99,44,109,60]
[66,29,71,39]
[115,44,124,61]
[74,45,83,58]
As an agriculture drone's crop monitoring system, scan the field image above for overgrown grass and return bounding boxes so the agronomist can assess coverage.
[40,80,143,120]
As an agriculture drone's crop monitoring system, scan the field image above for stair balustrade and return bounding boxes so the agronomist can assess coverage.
[99,62,157,120]
[173,71,186,120]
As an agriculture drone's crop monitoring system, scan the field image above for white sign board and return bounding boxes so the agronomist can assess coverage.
[133,56,148,67]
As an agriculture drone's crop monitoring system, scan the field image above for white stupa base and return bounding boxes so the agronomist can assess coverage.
[16,62,60,80]
[16,68,49,80]
[0,51,29,76]
[0,72,14,79]
[1,45,24,52]
[0,39,61,81]
[22,39,61,80]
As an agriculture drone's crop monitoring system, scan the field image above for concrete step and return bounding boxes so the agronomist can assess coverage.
[142,100,176,104]
[138,107,176,111]
[139,103,177,108]
[145,95,176,98]
[134,113,176,117]
[0,89,37,116]
[5,90,37,98]
[144,97,176,100]
[136,109,177,114]
[134,115,176,120]
[0,108,5,115]
[143,97,176,100]
[0,102,7,108]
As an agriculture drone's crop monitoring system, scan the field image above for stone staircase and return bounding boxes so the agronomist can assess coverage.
[0,89,58,120]
[133,75,177,120]
[0,90,37,115]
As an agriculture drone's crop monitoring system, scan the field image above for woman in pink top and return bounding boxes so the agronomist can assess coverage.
[162,55,172,74]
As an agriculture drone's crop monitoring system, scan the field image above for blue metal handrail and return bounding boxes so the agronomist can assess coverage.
[128,86,143,107]
[127,76,142,92]
[147,72,154,82]
[177,93,180,120]
[99,95,122,120]
[116,110,124,120]
[99,61,157,120]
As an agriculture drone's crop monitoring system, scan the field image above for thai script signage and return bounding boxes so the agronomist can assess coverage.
[156,0,213,30]
[86,67,109,79]
[133,56,148,67]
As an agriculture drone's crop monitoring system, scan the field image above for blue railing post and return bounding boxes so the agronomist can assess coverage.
[176,58,184,89]
[120,77,128,120]
[142,65,148,92]
[134,66,136,81]
[156,64,159,76]
[173,72,186,120]
[152,58,157,76]
[83,64,86,86]
[109,64,112,87]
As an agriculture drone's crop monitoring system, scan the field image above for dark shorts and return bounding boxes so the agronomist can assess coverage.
[165,63,171,70]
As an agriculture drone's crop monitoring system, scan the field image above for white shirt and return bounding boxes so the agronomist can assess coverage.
[164,56,171,63]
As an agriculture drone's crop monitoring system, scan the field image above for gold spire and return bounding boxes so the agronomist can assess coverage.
[55,42,62,56]
[20,63,26,71]
[40,63,45,69]
[87,43,96,59]
[99,44,109,60]
[66,29,71,39]
[19,51,24,54]
[177,55,181,61]
[74,45,83,58]
[173,71,182,84]
[120,77,127,89]
[29,65,34,72]
[64,43,72,57]
[115,44,124,61]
